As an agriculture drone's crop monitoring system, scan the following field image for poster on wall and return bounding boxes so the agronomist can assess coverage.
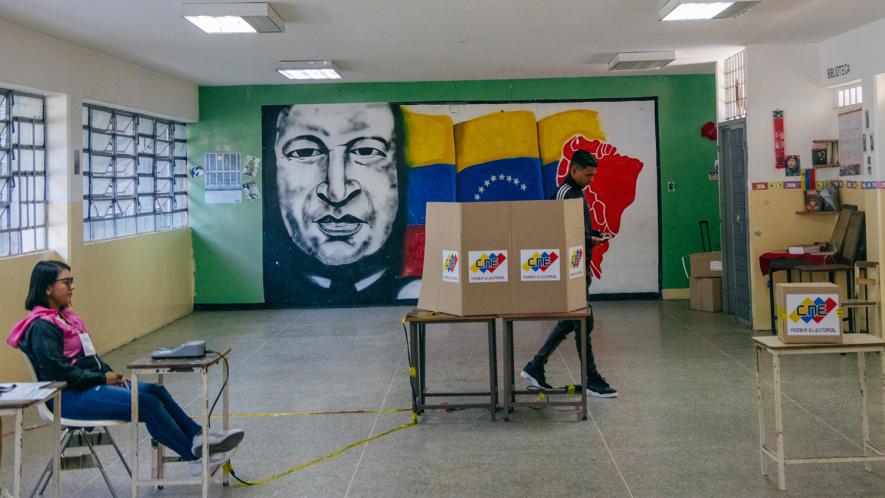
[261,100,659,306]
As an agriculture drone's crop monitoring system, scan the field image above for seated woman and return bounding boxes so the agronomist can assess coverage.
[8,260,244,476]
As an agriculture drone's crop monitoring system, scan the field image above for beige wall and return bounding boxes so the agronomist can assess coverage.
[748,190,838,329]
[0,20,197,380]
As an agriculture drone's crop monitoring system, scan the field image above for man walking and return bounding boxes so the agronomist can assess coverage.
[520,149,617,398]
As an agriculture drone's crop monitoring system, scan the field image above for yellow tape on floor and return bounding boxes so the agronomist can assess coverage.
[210,408,410,419]
[230,413,417,487]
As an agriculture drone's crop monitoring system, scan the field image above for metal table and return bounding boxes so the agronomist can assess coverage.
[403,309,498,421]
[127,349,231,498]
[0,382,65,497]
[500,308,591,421]
[753,334,885,490]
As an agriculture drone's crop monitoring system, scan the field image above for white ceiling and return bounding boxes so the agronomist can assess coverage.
[0,0,883,86]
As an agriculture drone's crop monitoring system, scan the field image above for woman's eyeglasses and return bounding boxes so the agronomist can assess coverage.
[55,277,74,288]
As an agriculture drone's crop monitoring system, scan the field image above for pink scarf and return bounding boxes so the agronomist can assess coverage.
[7,306,89,359]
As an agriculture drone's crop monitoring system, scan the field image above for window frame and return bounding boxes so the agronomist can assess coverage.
[723,50,747,121]
[82,104,188,242]
[0,89,48,258]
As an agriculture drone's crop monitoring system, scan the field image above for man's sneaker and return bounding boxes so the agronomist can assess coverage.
[586,376,618,398]
[520,363,552,390]
[188,450,230,477]
[192,429,245,459]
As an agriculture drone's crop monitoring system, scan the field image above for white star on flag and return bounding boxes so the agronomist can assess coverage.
[521,184,527,191]
[490,176,497,182]
[506,175,512,182]
[513,178,520,185]
[478,186,485,193]
[498,175,505,180]
[474,194,481,200]
[484,180,490,186]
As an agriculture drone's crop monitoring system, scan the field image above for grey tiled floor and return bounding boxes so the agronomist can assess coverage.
[3,301,885,496]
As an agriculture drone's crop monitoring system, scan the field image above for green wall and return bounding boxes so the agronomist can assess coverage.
[190,75,719,304]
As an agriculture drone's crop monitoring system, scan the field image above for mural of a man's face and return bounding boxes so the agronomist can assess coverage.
[275,103,399,266]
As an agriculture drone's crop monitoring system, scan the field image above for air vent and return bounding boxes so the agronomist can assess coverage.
[608,51,676,71]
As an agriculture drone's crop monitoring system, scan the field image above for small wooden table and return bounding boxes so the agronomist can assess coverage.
[0,382,65,497]
[500,309,591,421]
[128,349,231,498]
[753,334,885,490]
[403,310,499,421]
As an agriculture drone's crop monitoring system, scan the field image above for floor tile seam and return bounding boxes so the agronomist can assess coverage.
[343,345,408,497]
[663,309,866,452]
[176,319,298,412]
[555,349,635,498]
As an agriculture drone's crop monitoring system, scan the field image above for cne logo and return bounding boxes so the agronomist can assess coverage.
[570,248,584,270]
[789,297,838,324]
[443,253,459,273]
[522,251,559,273]
[471,253,507,273]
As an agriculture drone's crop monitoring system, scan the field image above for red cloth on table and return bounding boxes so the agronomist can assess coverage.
[759,252,835,276]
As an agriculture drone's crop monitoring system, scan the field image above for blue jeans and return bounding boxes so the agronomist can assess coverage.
[57,383,201,460]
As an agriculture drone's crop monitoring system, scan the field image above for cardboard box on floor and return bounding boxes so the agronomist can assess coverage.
[691,252,722,278]
[690,277,722,313]
[775,282,842,344]
[417,199,587,316]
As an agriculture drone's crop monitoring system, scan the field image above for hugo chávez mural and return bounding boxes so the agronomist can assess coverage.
[262,101,658,306]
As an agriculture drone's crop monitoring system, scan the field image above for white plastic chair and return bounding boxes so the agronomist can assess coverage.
[19,352,131,498]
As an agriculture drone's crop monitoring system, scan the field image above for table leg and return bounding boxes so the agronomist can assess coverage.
[408,323,419,416]
[754,345,767,476]
[13,408,22,498]
[201,370,210,498]
[508,321,515,404]
[223,358,231,486]
[487,319,498,421]
[858,352,871,471]
[131,373,140,498]
[503,320,512,421]
[772,352,786,490]
[52,391,61,495]
[419,324,426,408]
[153,373,165,487]
[580,317,588,422]
[769,272,776,334]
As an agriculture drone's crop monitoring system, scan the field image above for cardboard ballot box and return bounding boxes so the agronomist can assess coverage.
[690,252,722,278]
[690,277,722,313]
[417,199,587,316]
[775,283,842,344]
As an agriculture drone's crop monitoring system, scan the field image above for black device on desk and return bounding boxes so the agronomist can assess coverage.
[151,340,207,359]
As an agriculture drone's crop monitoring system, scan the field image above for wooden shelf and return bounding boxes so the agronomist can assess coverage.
[796,211,838,215]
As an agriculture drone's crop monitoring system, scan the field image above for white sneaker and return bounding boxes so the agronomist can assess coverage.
[192,429,244,458]
[188,450,229,477]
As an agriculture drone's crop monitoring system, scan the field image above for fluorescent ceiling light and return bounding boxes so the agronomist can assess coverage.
[182,2,284,33]
[659,0,762,21]
[276,60,342,80]
[609,51,676,71]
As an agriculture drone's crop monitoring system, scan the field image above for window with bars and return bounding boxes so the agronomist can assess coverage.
[82,105,188,241]
[0,90,47,257]
[837,85,862,108]
[723,50,746,120]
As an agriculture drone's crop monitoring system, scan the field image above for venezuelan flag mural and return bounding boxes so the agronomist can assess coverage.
[262,100,657,306]
[453,111,544,202]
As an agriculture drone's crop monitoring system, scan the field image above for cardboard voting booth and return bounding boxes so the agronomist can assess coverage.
[418,199,587,316]
[775,282,843,344]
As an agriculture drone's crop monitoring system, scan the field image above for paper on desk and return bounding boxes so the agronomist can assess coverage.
[0,382,52,401]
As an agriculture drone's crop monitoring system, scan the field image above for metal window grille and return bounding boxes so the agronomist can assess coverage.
[723,50,746,120]
[83,104,188,241]
[837,85,862,108]
[0,89,47,257]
